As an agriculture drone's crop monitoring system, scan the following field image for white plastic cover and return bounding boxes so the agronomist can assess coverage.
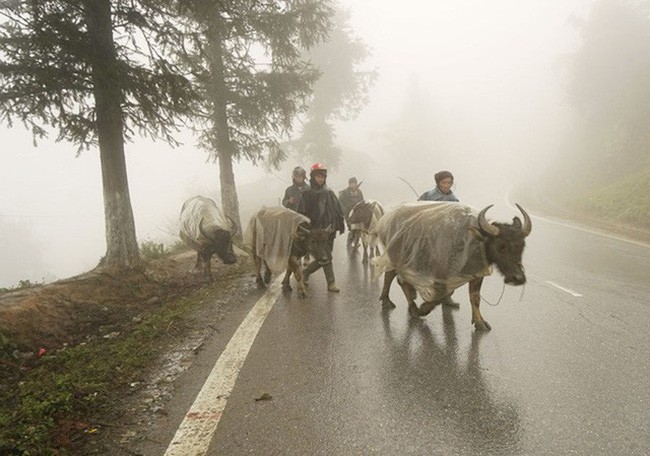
[243,206,311,273]
[372,201,492,301]
[179,196,232,249]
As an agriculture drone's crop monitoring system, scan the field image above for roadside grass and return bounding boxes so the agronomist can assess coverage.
[572,167,650,229]
[0,284,215,455]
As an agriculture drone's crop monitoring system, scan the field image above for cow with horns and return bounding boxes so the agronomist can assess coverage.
[373,201,532,330]
[347,200,385,262]
[243,206,312,298]
[179,196,237,282]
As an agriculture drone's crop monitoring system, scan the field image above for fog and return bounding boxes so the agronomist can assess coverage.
[1,0,596,288]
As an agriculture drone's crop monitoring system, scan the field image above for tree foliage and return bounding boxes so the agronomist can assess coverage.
[173,0,333,167]
[292,6,375,167]
[0,0,197,151]
[565,0,650,181]
[0,0,199,267]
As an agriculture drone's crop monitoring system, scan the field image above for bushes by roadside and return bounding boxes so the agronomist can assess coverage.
[572,168,650,229]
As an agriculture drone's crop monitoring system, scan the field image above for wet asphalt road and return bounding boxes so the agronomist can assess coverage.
[144,214,650,455]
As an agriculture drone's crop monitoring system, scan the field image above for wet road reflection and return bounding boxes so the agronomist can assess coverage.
[378,306,522,455]
[208,217,649,455]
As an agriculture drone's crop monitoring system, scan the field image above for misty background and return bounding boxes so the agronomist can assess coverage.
[3,0,649,288]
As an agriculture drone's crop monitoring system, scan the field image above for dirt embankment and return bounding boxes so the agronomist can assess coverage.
[0,251,215,351]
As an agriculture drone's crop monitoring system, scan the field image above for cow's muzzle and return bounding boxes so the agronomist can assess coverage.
[504,273,526,286]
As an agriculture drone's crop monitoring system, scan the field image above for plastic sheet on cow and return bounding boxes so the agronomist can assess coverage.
[243,206,310,274]
[372,201,492,301]
[179,196,234,249]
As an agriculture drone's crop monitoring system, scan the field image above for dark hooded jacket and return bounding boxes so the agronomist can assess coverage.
[297,182,345,234]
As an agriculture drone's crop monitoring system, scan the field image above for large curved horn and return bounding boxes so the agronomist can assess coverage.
[515,203,532,237]
[478,205,500,236]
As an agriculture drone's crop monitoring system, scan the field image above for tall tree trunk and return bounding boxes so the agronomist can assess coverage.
[206,14,242,236]
[85,0,140,266]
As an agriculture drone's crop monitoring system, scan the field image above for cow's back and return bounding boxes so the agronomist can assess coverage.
[180,196,227,246]
[372,201,491,299]
[243,206,310,273]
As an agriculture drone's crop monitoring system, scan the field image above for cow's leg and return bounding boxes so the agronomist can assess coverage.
[380,270,397,308]
[397,280,420,317]
[418,298,443,316]
[469,278,491,331]
[289,256,308,298]
[348,230,359,251]
[418,281,448,316]
[263,260,272,284]
[282,265,292,292]
[254,255,265,288]
[202,253,214,283]
[193,252,202,272]
[361,234,369,263]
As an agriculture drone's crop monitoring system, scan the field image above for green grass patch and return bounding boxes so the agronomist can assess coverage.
[573,167,650,229]
[0,287,214,455]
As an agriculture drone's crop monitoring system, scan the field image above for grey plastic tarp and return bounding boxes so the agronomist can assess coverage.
[243,206,310,273]
[179,196,232,248]
[372,201,492,301]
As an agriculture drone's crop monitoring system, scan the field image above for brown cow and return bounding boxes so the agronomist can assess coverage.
[374,202,531,331]
[347,200,385,262]
[244,207,312,298]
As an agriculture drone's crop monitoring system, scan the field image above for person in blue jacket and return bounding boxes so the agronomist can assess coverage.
[418,170,459,202]
[418,170,461,307]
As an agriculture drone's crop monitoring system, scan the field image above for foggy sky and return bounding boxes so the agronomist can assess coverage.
[1,0,596,287]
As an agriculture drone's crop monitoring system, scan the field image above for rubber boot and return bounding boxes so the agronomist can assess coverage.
[323,263,339,292]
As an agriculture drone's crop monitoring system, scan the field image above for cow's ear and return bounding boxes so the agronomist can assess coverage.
[468,226,486,240]
[512,217,522,229]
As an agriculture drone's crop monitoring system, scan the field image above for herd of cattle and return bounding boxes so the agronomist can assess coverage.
[179,195,532,331]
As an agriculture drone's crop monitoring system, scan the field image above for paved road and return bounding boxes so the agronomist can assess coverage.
[141,213,650,455]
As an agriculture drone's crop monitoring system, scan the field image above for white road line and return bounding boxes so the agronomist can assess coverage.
[164,275,283,456]
[545,281,583,297]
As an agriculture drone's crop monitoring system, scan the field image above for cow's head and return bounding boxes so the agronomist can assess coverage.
[347,201,371,227]
[477,204,531,286]
[292,221,312,256]
[200,220,237,265]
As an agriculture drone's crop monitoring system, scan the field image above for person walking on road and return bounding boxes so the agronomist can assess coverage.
[418,170,461,307]
[338,177,364,248]
[282,166,308,211]
[418,170,459,202]
[297,163,345,292]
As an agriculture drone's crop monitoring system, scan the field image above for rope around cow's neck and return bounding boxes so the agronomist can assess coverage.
[480,282,526,306]
[480,282,506,306]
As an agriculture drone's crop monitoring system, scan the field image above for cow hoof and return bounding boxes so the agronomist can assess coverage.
[473,320,492,331]
[282,282,292,292]
[256,277,266,289]
[408,306,422,318]
[381,298,396,309]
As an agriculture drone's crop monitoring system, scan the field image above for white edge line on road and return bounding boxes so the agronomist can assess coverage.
[164,275,283,456]
[545,281,583,297]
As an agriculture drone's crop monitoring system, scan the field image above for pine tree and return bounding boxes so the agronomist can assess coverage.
[171,0,333,233]
[0,0,196,267]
